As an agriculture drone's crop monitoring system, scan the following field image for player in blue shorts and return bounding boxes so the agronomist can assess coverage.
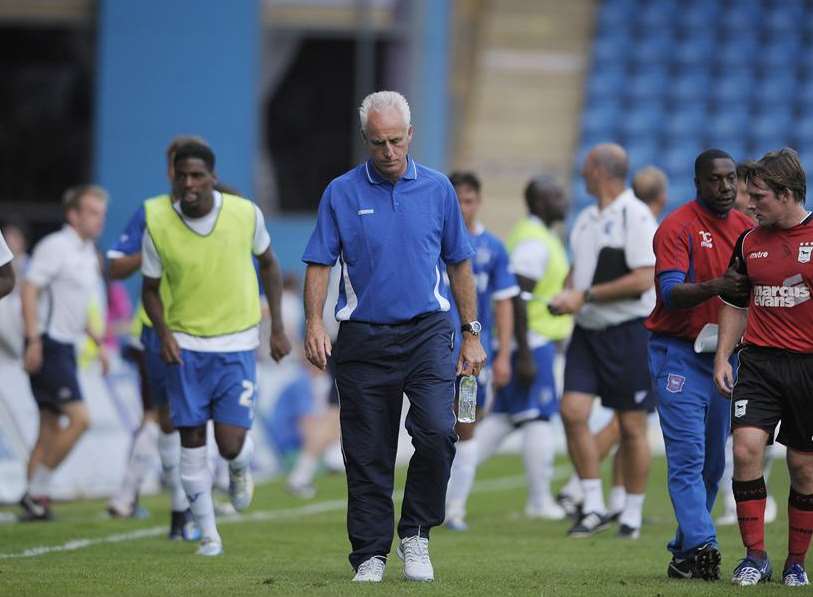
[442,172,518,531]
[475,177,573,520]
[142,141,291,556]
[105,135,208,539]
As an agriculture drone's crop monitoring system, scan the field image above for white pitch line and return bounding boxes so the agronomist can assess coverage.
[0,467,567,560]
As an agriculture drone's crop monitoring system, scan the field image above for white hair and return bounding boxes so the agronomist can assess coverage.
[358,91,411,133]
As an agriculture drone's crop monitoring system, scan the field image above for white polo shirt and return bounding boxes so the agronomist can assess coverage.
[0,231,12,267]
[26,225,101,343]
[569,188,657,330]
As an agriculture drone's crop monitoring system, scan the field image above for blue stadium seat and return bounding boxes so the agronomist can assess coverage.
[715,38,758,69]
[764,6,800,34]
[662,140,704,178]
[586,68,627,102]
[707,108,750,142]
[596,0,636,30]
[636,1,678,30]
[581,101,621,138]
[626,139,659,173]
[752,73,797,107]
[793,114,813,145]
[664,105,707,139]
[758,40,803,70]
[667,70,711,103]
[749,111,793,149]
[710,72,755,106]
[672,36,716,68]
[678,2,722,31]
[620,103,663,139]
[630,35,673,66]
[626,68,669,101]
[592,35,629,67]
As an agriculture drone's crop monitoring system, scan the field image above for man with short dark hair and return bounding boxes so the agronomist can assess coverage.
[19,185,109,521]
[646,148,752,580]
[443,170,518,531]
[303,90,485,583]
[550,143,657,540]
[714,147,813,587]
[142,141,291,556]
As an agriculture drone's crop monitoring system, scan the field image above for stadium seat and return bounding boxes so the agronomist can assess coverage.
[667,70,711,103]
[630,35,673,66]
[663,105,707,140]
[710,72,755,106]
[626,68,669,102]
[752,73,798,107]
[586,67,627,102]
[672,36,716,68]
[706,108,750,143]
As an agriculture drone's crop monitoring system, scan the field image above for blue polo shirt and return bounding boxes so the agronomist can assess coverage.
[303,157,474,324]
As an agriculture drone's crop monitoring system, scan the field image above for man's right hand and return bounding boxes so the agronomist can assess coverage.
[713,358,735,398]
[515,351,536,386]
[305,319,332,370]
[23,338,43,374]
[159,331,183,364]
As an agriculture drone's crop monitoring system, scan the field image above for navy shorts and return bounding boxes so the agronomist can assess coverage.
[28,335,83,413]
[141,325,169,408]
[563,318,654,411]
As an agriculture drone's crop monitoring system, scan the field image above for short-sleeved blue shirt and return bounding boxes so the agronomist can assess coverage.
[108,205,147,257]
[303,157,474,324]
[442,225,519,360]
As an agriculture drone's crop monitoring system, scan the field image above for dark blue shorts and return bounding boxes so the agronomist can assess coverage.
[28,335,82,413]
[141,325,169,408]
[166,348,257,429]
[563,319,654,411]
[494,344,559,422]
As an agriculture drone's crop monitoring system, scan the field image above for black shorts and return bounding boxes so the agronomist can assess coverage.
[732,345,813,452]
[563,318,654,411]
[28,335,83,413]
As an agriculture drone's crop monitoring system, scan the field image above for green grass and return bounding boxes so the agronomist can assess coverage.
[0,455,799,596]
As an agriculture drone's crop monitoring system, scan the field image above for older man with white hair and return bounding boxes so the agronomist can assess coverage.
[302,90,485,583]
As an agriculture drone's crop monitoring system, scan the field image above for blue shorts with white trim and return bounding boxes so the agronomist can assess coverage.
[166,349,257,429]
[493,343,558,423]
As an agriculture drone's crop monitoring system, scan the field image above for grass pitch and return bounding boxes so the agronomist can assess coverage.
[0,455,799,596]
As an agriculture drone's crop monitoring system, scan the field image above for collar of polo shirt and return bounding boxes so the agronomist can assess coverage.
[365,155,418,185]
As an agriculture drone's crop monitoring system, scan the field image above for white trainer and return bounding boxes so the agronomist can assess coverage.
[352,556,386,582]
[228,465,254,512]
[397,536,434,582]
[196,538,223,556]
[525,499,567,520]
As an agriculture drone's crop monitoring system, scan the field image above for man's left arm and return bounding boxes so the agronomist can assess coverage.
[446,259,486,376]
[257,247,291,363]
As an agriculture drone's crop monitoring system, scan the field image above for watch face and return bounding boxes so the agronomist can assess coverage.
[470,321,482,334]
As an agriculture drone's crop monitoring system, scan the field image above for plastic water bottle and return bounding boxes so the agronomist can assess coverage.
[458,375,477,423]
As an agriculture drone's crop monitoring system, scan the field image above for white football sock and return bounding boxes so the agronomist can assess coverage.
[228,434,254,472]
[28,464,53,497]
[474,414,513,466]
[561,473,584,501]
[288,452,319,489]
[180,446,220,544]
[580,478,606,515]
[619,493,645,529]
[158,430,188,512]
[446,438,478,518]
[112,420,159,509]
[523,420,556,509]
[608,485,626,515]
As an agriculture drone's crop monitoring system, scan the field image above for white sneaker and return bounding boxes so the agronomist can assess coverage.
[397,536,434,582]
[352,556,386,582]
[196,538,223,556]
[525,499,566,520]
[228,466,254,512]
[445,514,468,531]
[765,495,777,524]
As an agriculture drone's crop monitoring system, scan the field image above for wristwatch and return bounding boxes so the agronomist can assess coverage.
[461,321,482,336]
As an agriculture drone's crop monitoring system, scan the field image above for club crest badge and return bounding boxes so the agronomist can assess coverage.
[666,373,685,393]
[798,242,813,263]
[734,400,748,418]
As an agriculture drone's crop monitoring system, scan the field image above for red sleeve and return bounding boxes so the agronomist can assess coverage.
[653,219,690,275]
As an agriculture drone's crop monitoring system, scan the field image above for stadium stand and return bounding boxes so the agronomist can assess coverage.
[575,0,813,215]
